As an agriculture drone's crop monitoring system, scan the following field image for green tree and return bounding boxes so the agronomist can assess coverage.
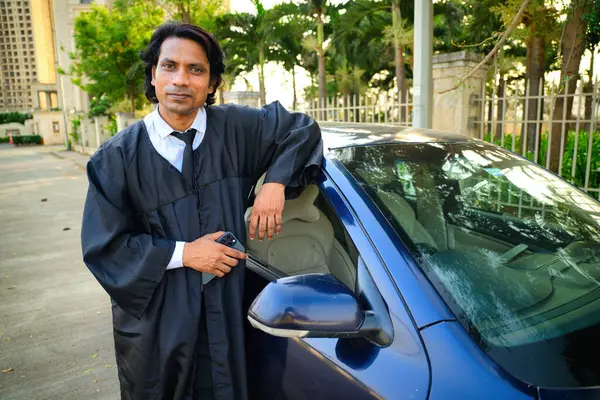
[269,4,313,110]
[494,0,559,154]
[335,0,414,122]
[582,0,600,132]
[150,0,226,32]
[217,1,272,106]
[549,0,595,172]
[0,112,32,125]
[67,1,163,114]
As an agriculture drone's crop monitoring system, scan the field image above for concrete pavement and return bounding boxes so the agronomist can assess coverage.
[0,144,118,399]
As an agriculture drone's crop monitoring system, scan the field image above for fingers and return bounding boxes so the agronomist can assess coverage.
[204,231,225,241]
[267,214,275,239]
[275,213,282,235]
[248,213,258,240]
[220,254,240,267]
[258,214,267,240]
[222,246,247,260]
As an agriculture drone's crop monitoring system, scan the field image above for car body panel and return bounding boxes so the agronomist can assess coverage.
[244,169,431,400]
[420,321,536,399]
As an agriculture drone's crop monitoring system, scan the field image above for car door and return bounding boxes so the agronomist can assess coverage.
[243,168,430,400]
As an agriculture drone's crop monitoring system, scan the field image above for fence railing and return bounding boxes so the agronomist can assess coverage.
[300,90,413,127]
[474,78,600,198]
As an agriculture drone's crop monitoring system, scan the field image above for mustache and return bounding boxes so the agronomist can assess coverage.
[166,90,192,96]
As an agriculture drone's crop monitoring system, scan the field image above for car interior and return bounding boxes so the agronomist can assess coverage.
[351,157,600,347]
[244,175,358,291]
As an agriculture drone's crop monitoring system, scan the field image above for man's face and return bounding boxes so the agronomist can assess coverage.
[152,37,214,116]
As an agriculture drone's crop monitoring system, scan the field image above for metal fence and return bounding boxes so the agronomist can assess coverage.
[474,78,600,198]
[300,90,413,127]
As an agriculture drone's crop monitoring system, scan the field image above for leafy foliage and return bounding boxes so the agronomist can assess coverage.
[0,112,32,125]
[68,1,164,113]
[12,135,42,145]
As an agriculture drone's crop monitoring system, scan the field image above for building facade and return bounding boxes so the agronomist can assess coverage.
[0,0,39,112]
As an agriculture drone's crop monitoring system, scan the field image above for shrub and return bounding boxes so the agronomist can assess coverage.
[12,135,42,145]
[107,115,118,137]
[0,112,32,125]
[70,117,81,145]
[0,137,10,143]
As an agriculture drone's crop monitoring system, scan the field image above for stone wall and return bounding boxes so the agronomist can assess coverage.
[0,123,27,137]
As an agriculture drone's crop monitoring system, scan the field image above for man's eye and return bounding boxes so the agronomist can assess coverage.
[191,68,204,74]
[162,64,174,70]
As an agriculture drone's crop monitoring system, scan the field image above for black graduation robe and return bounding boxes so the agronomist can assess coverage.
[80,101,323,400]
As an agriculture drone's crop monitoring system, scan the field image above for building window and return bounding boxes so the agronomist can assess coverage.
[52,121,60,134]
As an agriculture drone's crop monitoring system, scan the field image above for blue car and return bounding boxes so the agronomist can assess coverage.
[242,123,600,399]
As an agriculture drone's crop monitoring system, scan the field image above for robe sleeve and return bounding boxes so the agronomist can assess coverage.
[248,101,323,198]
[81,155,175,319]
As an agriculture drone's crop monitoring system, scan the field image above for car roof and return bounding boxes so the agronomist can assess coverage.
[319,121,475,151]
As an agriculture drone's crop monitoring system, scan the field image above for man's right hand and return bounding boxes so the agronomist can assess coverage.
[182,231,248,277]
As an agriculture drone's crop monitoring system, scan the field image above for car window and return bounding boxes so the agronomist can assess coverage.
[246,187,359,291]
[334,142,600,388]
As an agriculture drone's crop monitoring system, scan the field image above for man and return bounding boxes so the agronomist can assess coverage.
[81,23,322,400]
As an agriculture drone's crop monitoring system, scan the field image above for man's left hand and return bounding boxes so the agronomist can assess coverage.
[249,182,285,240]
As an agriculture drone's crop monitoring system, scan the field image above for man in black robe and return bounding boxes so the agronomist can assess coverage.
[81,23,322,400]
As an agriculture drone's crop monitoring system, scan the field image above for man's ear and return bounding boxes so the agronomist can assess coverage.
[151,65,156,86]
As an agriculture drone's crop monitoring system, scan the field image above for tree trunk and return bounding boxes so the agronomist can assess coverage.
[549,2,590,173]
[392,2,407,124]
[487,97,493,136]
[258,46,266,106]
[584,50,594,133]
[495,77,506,142]
[129,81,136,114]
[525,35,545,155]
[317,13,326,121]
[292,66,297,111]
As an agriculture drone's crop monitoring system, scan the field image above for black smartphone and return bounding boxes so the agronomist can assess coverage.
[216,231,246,253]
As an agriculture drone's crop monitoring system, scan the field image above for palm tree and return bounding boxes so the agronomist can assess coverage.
[335,0,413,122]
[268,3,313,110]
[217,0,278,106]
[270,1,330,117]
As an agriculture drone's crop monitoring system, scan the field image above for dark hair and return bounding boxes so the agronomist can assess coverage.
[140,23,225,106]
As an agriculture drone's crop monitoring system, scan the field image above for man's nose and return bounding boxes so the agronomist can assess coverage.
[171,68,189,87]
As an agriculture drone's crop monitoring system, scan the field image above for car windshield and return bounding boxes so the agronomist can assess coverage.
[334,141,600,388]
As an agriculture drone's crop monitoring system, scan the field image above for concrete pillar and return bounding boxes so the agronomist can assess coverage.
[432,51,490,137]
[94,117,102,148]
[413,0,433,128]
[79,119,87,151]
[116,112,134,133]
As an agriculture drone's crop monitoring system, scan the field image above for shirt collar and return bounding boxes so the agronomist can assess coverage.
[147,105,206,139]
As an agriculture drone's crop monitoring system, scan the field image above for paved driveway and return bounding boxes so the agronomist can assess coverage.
[0,144,119,399]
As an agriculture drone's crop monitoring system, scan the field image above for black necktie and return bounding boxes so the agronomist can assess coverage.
[171,129,196,189]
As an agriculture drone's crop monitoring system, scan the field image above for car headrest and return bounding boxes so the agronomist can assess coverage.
[252,174,320,224]
[281,185,320,224]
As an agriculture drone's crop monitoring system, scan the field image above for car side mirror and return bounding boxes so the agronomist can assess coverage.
[248,273,391,346]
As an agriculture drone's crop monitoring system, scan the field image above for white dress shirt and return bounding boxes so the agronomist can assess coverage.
[143,106,207,270]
